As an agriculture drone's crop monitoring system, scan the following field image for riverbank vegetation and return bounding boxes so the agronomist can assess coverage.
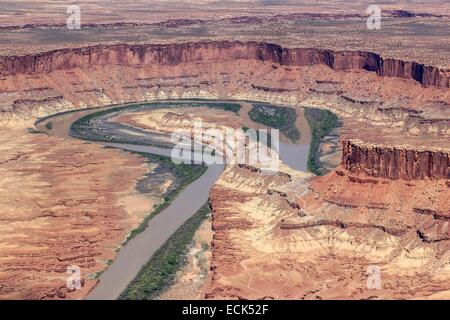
[125,152,207,242]
[71,101,241,144]
[119,202,211,300]
[304,108,341,175]
[248,103,300,143]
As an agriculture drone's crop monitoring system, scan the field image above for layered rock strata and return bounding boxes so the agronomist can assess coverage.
[206,163,450,300]
[0,130,156,299]
[0,40,448,298]
[0,42,448,88]
[342,139,450,180]
[0,42,448,183]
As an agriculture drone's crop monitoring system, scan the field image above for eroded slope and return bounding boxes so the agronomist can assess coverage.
[0,130,155,299]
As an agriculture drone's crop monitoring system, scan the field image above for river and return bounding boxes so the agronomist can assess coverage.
[37,100,311,300]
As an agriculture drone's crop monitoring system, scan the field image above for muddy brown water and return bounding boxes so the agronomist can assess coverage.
[38,100,311,300]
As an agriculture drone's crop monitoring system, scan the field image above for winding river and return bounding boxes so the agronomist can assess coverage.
[37,100,311,300]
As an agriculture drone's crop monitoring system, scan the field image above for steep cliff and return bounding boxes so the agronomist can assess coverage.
[342,139,450,180]
[0,41,448,88]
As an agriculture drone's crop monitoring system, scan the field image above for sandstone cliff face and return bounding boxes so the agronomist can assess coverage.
[342,139,450,180]
[0,41,448,88]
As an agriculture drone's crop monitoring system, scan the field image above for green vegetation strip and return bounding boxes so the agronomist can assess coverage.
[71,101,241,144]
[119,201,211,300]
[248,103,300,143]
[45,121,53,130]
[304,108,340,176]
[126,152,207,242]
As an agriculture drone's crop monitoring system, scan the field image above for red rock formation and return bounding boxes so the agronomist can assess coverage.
[0,41,448,88]
[342,139,450,180]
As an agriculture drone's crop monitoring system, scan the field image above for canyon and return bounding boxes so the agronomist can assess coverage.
[0,37,448,299]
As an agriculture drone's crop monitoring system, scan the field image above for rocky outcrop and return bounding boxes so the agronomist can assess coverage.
[342,139,450,180]
[279,219,407,236]
[0,41,448,88]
